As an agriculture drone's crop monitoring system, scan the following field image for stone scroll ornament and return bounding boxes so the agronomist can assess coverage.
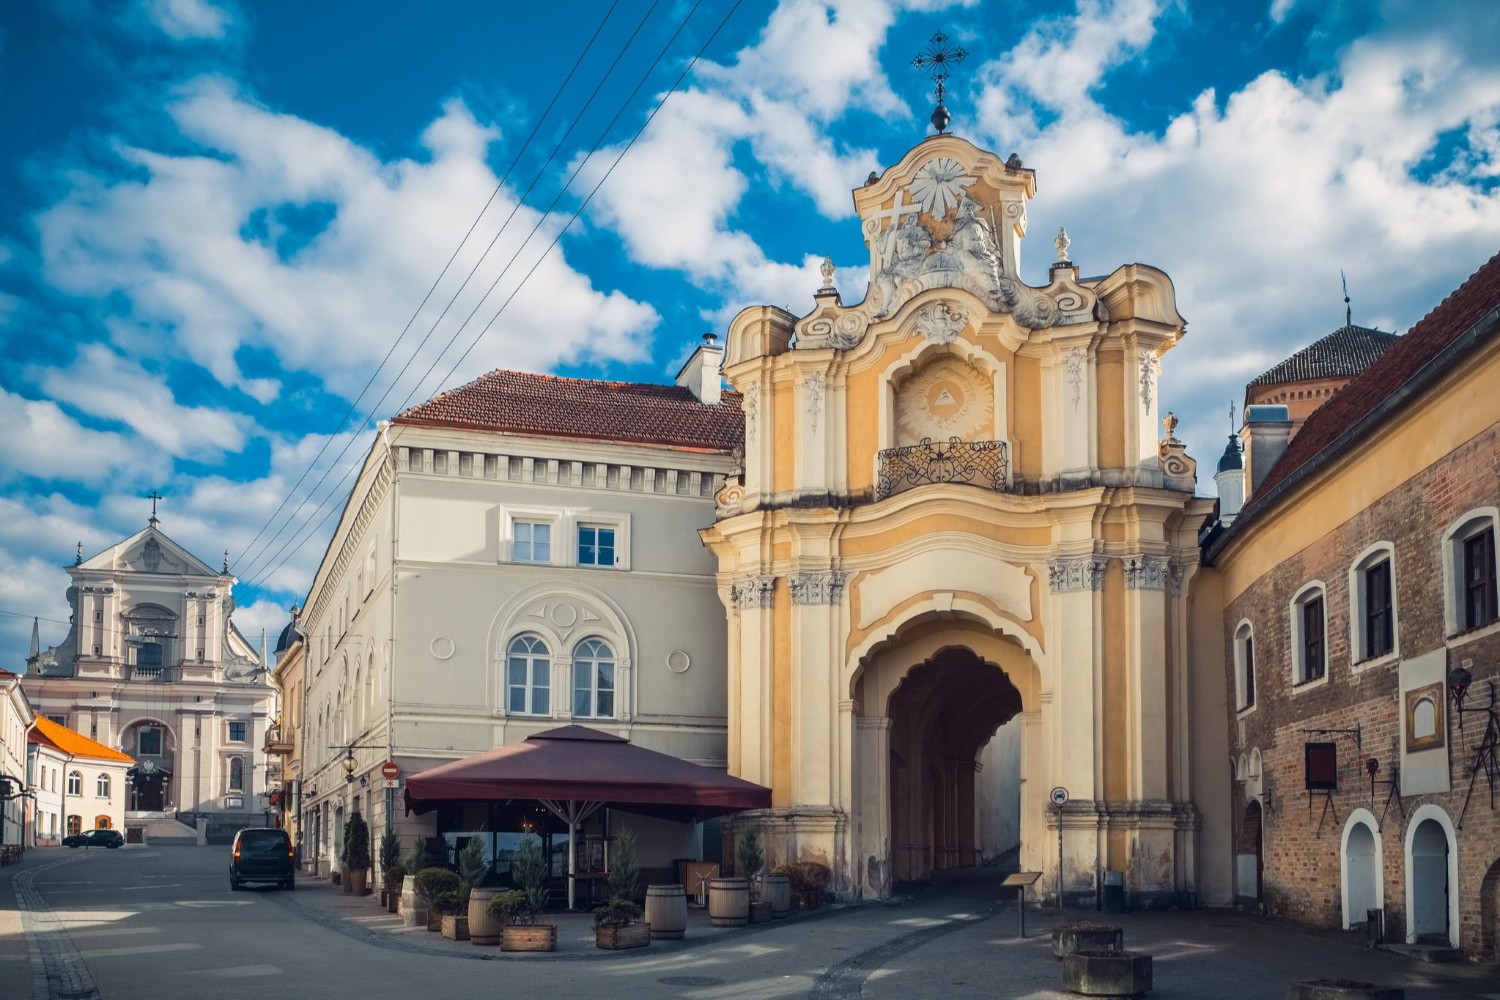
[1047,556,1106,592]
[731,576,777,610]
[789,571,847,606]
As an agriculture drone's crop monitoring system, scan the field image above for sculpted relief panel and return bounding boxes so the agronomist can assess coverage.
[894,356,994,446]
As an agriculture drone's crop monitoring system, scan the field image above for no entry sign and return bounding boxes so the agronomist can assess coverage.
[380,761,400,780]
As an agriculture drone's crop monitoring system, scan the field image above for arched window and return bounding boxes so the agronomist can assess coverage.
[96,774,110,798]
[1290,582,1328,686]
[95,815,112,830]
[572,638,616,718]
[506,635,551,715]
[1349,542,1397,663]
[228,757,244,792]
[67,771,82,796]
[67,815,82,836]
[1233,621,1255,711]
[1444,509,1499,635]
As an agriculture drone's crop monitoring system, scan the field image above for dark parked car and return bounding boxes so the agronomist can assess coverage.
[63,828,124,849]
[230,827,295,891]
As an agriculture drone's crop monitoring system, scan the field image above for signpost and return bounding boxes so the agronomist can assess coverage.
[1001,871,1042,937]
[381,762,400,832]
[1050,786,1069,911]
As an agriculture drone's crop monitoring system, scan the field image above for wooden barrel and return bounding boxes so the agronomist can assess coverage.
[645,884,687,939]
[468,886,503,945]
[400,874,427,928]
[708,877,750,927]
[763,873,792,918]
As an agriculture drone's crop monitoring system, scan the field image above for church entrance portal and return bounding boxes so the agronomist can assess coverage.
[886,646,1023,883]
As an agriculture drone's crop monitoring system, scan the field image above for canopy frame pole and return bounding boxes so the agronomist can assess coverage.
[539,798,603,910]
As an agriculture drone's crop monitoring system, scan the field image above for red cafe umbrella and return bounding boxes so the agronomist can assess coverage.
[403,725,771,908]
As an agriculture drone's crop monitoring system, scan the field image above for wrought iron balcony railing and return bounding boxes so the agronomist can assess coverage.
[876,437,1011,500]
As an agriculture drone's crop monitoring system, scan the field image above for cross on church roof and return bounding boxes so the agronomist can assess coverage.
[146,489,163,527]
[912,31,967,134]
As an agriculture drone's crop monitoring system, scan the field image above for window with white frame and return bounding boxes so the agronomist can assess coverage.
[513,520,553,563]
[506,634,551,714]
[1291,584,1327,685]
[1349,545,1396,663]
[1445,511,1499,635]
[227,721,247,743]
[67,771,81,796]
[1234,622,1256,711]
[572,638,616,718]
[577,524,616,567]
[96,774,110,798]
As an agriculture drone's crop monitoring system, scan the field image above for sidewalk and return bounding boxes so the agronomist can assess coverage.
[274,870,1500,996]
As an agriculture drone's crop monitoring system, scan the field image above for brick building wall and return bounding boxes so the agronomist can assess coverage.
[1224,420,1500,956]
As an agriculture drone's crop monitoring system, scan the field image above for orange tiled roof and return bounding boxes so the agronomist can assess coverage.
[29,716,135,764]
[394,370,744,452]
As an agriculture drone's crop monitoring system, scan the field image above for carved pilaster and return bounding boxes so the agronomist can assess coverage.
[1047,557,1106,592]
[789,571,846,605]
[1123,555,1171,591]
[731,576,777,610]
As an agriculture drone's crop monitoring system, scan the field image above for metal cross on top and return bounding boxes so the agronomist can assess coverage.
[912,31,968,134]
[147,489,163,526]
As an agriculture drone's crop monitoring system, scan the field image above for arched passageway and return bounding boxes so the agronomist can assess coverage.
[887,646,1022,883]
[1410,817,1451,943]
[1237,800,1262,904]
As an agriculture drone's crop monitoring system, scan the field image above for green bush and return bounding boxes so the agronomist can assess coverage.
[403,837,428,875]
[736,824,764,878]
[378,830,402,876]
[412,867,461,907]
[592,897,642,928]
[457,837,488,900]
[512,834,550,918]
[342,812,371,871]
[607,828,639,902]
[487,889,534,925]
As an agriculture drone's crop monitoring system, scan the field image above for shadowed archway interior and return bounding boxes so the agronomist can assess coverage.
[887,646,1022,882]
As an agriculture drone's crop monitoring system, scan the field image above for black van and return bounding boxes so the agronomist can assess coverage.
[230,828,295,891]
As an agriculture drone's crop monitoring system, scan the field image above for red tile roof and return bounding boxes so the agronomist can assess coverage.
[29,716,135,763]
[394,370,744,453]
[1241,251,1500,519]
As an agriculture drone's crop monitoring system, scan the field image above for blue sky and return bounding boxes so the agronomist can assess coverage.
[2,0,1498,664]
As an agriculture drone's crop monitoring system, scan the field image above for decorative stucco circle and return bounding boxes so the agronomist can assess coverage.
[429,636,455,660]
[667,650,691,674]
[550,604,579,628]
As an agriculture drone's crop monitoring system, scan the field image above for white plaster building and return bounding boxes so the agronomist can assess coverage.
[297,358,743,884]
[1,668,29,849]
[28,716,133,840]
[27,733,67,846]
[23,516,275,843]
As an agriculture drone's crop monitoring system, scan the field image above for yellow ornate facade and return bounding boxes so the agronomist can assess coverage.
[702,135,1230,905]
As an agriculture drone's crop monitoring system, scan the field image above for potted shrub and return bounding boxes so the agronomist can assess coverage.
[595,829,650,950]
[782,861,831,910]
[342,812,371,896]
[378,830,404,911]
[413,867,461,933]
[492,835,556,952]
[737,825,771,923]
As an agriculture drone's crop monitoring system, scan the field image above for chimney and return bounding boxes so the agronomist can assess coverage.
[1240,405,1292,496]
[676,333,724,405]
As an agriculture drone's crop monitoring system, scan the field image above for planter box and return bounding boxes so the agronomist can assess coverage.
[1287,981,1405,1000]
[386,891,399,914]
[596,921,652,950]
[441,915,470,941]
[1053,923,1124,959]
[427,908,443,932]
[1062,950,1153,998]
[748,900,773,924]
[795,889,821,911]
[501,924,558,953]
[378,889,389,908]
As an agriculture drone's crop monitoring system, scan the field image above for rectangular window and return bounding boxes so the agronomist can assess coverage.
[514,521,552,563]
[139,727,162,756]
[1301,596,1326,683]
[1243,636,1255,709]
[1464,529,1498,630]
[577,525,616,567]
[228,722,247,743]
[47,715,65,726]
[1364,561,1393,658]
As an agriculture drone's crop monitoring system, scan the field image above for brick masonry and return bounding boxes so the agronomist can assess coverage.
[1223,420,1500,958]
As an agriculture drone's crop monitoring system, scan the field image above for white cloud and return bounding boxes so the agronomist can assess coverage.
[36,79,660,408]
[971,0,1500,488]
[143,0,235,40]
[0,390,139,485]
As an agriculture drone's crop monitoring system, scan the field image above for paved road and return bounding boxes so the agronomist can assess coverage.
[4,846,1500,999]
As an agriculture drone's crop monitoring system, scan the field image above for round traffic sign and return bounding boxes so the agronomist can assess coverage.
[1049,786,1069,806]
[380,761,400,780]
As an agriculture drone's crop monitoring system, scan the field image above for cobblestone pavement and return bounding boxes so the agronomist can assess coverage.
[7,845,1500,999]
